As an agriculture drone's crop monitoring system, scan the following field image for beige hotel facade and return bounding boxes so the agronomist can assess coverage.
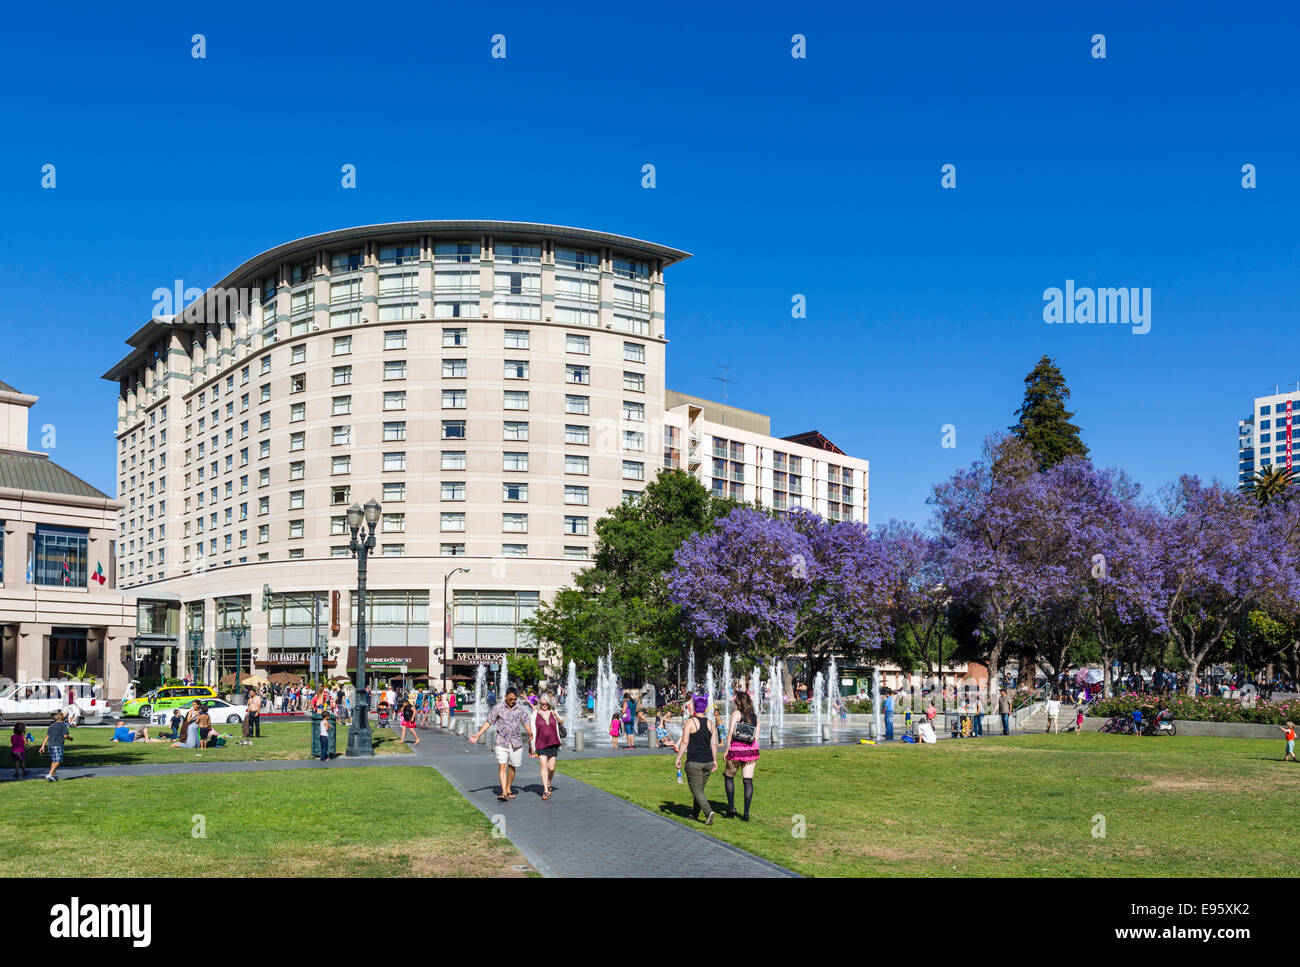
[103,221,869,695]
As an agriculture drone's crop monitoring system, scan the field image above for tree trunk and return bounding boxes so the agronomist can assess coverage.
[1185,656,1200,696]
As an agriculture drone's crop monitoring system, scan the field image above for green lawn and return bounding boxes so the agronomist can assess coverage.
[558,733,1300,877]
[0,767,529,877]
[9,720,410,768]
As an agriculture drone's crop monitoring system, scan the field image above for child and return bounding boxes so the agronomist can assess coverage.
[11,723,29,778]
[1075,705,1085,735]
[904,708,914,737]
[609,711,622,749]
[168,708,182,741]
[713,707,728,743]
[39,711,72,781]
[636,708,649,736]
[656,711,673,748]
[1280,721,1296,762]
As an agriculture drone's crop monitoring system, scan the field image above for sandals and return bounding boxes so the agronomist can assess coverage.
[497,794,509,802]
[542,789,552,800]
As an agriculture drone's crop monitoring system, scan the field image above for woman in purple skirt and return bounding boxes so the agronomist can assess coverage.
[722,689,760,821]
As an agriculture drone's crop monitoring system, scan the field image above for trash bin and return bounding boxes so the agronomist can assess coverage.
[311,712,323,758]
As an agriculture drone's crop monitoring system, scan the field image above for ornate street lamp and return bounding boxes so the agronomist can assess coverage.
[443,567,471,691]
[346,498,380,757]
[188,629,203,684]
[230,622,248,698]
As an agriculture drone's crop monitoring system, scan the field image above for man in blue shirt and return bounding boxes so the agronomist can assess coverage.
[110,720,160,743]
[883,691,895,741]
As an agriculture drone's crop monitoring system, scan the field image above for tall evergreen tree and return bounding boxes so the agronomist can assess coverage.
[1010,355,1088,470]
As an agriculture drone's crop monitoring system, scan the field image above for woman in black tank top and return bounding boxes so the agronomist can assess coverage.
[675,695,718,824]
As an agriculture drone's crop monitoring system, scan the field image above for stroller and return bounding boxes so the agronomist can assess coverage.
[377,700,390,728]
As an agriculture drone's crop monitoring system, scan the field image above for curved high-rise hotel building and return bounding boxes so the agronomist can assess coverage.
[101,221,868,694]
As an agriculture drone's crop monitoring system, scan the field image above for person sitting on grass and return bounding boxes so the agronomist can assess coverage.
[110,719,163,743]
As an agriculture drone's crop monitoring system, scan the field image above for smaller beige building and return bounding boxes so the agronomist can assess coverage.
[0,381,135,697]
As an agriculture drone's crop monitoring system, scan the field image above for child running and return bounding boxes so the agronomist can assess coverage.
[11,723,29,778]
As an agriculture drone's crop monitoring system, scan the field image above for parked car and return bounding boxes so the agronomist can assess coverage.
[152,698,248,726]
[122,685,217,719]
[0,680,110,724]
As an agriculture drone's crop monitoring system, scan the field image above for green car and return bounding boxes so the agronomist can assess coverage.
[122,685,217,719]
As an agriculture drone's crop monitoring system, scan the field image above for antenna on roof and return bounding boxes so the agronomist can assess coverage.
[711,365,736,403]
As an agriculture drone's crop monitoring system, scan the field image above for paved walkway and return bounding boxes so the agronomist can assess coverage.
[2,723,796,879]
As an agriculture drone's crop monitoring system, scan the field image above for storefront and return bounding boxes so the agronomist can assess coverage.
[255,649,339,676]
[446,651,507,684]
[348,645,430,689]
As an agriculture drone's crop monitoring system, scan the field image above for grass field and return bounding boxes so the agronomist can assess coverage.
[558,733,1300,877]
[0,767,529,877]
[5,720,411,769]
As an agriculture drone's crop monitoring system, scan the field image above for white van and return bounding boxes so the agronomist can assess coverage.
[0,680,109,725]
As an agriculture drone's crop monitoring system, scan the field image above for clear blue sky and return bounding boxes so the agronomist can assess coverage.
[1,0,1296,526]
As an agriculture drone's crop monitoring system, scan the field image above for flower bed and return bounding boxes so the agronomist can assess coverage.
[1086,693,1300,725]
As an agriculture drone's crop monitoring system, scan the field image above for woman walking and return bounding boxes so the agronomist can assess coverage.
[434,690,447,729]
[722,690,760,821]
[674,695,718,824]
[531,692,564,800]
[400,700,420,745]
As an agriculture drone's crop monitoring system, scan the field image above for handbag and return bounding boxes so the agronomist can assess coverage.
[732,717,757,744]
[558,717,568,739]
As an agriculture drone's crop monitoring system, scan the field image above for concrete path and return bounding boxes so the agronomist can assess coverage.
[2,723,797,879]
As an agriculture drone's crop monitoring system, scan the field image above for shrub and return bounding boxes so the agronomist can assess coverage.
[1086,693,1297,725]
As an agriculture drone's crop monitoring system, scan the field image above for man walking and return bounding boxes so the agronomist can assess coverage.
[246,688,262,739]
[998,689,1013,735]
[468,687,533,801]
[883,690,894,741]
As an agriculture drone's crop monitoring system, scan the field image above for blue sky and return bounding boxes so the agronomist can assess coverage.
[1,0,1296,526]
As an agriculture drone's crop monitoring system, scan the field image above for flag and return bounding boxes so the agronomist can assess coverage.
[93,562,106,586]
[62,558,71,586]
[25,551,32,584]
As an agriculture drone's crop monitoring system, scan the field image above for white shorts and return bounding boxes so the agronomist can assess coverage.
[494,745,524,768]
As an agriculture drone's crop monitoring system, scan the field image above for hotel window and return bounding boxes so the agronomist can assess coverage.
[380,270,418,299]
[290,461,306,480]
[503,482,528,502]
[434,267,478,318]
[383,452,406,472]
[501,544,528,558]
[623,342,645,363]
[503,452,528,472]
[564,516,589,536]
[493,267,541,320]
[504,359,529,379]
[442,451,467,470]
[291,344,307,364]
[259,441,271,459]
[384,329,407,349]
[442,358,467,378]
[260,357,272,376]
[33,526,88,587]
[240,393,249,412]
[441,543,466,556]
[504,329,530,349]
[442,390,467,409]
[383,421,407,442]
[565,424,589,445]
[239,502,248,520]
[623,490,642,504]
[566,364,590,384]
[623,460,645,480]
[622,401,645,422]
[565,395,590,415]
[259,468,270,486]
[379,242,419,266]
[441,513,466,532]
[330,308,361,328]
[384,360,407,380]
[332,366,352,386]
[442,421,466,440]
[289,490,305,510]
[382,513,405,533]
[239,530,247,548]
[331,456,350,474]
[503,421,529,441]
[290,260,314,285]
[443,328,468,348]
[241,367,250,385]
[332,335,352,355]
[503,390,529,411]
[502,513,528,533]
[378,302,417,322]
[260,384,272,403]
[331,248,362,273]
[384,391,407,411]
[331,546,349,558]
[289,291,315,335]
[258,525,269,543]
[623,431,645,451]
[288,519,304,539]
[564,546,588,560]
[259,497,270,515]
[382,482,405,502]
[240,420,249,438]
[623,371,645,393]
[565,454,589,475]
[566,334,591,354]
[290,374,306,393]
[289,432,305,452]
[442,481,466,501]
[332,425,351,445]
[382,545,405,557]
[331,485,351,504]
[435,240,479,263]
[565,485,589,505]
[332,396,352,416]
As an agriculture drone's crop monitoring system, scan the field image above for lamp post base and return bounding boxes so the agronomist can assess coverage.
[345,725,374,757]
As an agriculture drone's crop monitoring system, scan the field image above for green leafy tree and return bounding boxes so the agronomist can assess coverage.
[1010,355,1088,471]
[523,469,734,683]
[1240,465,1294,506]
